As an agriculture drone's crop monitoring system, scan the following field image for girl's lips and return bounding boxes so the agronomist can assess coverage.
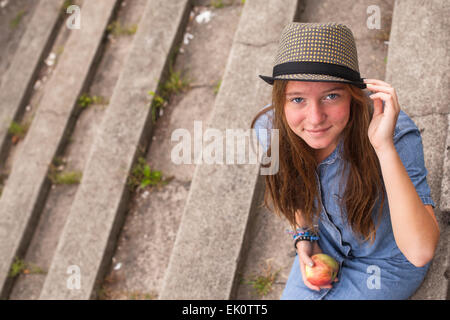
[306,126,331,136]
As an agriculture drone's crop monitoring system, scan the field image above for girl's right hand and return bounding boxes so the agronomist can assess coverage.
[297,241,338,291]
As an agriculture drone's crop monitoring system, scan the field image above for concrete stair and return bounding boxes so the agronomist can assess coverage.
[39,0,192,300]
[0,0,121,299]
[385,0,449,299]
[158,0,301,300]
[0,0,447,300]
[0,0,64,167]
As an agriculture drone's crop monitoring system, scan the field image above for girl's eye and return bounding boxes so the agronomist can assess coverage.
[290,94,340,104]
[326,93,340,100]
[291,97,304,104]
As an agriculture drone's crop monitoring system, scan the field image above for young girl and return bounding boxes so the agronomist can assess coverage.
[252,22,439,299]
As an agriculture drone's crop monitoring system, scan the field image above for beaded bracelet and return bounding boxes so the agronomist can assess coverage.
[294,234,319,249]
[292,230,315,240]
[293,230,319,249]
[286,227,319,250]
[293,233,319,241]
[285,227,309,235]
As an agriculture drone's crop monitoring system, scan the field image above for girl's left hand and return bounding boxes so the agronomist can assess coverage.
[364,78,401,153]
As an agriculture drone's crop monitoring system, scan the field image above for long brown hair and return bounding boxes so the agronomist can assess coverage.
[251,80,386,244]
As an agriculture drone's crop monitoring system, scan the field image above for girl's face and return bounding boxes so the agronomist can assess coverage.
[284,81,351,162]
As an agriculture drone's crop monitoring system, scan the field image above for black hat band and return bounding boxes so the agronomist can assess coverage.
[273,61,364,83]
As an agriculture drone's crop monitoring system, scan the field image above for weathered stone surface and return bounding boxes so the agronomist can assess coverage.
[159,0,300,300]
[38,0,192,299]
[0,0,63,165]
[386,0,449,300]
[0,0,119,299]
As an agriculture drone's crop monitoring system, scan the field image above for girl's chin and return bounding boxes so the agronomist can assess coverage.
[301,137,331,149]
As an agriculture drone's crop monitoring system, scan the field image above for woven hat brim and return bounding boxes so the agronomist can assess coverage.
[259,74,367,89]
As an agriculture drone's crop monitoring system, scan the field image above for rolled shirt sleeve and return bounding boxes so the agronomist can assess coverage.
[392,110,436,208]
[253,104,274,154]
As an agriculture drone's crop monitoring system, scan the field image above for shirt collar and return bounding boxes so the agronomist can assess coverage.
[318,135,344,166]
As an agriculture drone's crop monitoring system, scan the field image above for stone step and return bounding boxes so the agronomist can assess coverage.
[0,0,64,166]
[0,0,120,299]
[38,0,192,300]
[94,3,245,300]
[384,0,449,299]
[158,0,301,300]
[441,114,450,213]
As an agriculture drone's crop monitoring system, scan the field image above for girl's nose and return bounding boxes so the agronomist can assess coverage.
[307,101,326,125]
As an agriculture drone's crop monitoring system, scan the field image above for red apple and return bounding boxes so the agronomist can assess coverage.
[305,253,339,286]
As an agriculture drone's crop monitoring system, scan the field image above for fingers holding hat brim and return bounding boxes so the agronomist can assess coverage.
[258,75,367,89]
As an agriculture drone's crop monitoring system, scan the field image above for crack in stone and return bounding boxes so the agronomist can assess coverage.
[189,84,214,89]
[235,40,279,48]
[411,111,449,118]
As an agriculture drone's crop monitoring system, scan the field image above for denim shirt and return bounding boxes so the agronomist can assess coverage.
[253,104,436,299]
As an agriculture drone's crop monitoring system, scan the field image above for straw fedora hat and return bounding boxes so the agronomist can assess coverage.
[259,22,366,89]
